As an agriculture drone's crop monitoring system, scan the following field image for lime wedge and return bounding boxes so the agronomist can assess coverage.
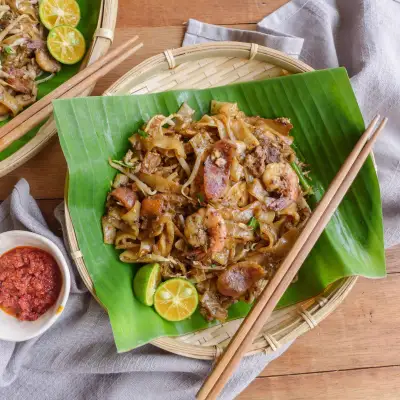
[47,25,86,65]
[154,278,198,322]
[133,263,161,306]
[39,0,81,30]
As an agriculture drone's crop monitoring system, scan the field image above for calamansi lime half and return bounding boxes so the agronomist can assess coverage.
[39,0,81,30]
[47,25,86,65]
[133,263,161,306]
[154,278,198,322]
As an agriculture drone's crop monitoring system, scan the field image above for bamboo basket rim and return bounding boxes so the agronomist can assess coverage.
[65,42,358,360]
[0,0,118,178]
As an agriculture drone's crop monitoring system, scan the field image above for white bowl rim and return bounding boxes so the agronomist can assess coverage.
[0,230,71,341]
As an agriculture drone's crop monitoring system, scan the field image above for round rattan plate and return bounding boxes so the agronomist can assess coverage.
[65,42,358,360]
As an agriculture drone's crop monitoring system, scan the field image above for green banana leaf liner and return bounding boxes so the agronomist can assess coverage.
[54,67,386,352]
[0,0,102,161]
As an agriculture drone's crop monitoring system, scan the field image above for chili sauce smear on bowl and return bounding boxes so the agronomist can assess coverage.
[0,246,62,321]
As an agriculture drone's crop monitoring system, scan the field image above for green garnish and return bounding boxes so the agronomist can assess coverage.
[4,46,14,54]
[112,159,134,168]
[290,162,313,195]
[196,193,205,203]
[137,129,149,138]
[248,217,260,230]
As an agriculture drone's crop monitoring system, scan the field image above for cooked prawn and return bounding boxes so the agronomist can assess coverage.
[262,162,299,202]
[184,207,227,254]
[184,208,207,248]
[205,207,227,254]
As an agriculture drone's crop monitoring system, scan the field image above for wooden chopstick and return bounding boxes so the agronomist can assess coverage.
[0,37,143,152]
[197,115,388,400]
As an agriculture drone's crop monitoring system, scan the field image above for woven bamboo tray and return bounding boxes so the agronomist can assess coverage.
[0,0,118,178]
[65,42,358,359]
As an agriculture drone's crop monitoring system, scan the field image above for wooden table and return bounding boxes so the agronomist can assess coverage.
[1,1,399,398]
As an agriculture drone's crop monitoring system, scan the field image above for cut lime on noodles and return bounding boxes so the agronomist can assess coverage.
[154,278,198,322]
[39,0,81,30]
[47,26,86,65]
[133,263,161,306]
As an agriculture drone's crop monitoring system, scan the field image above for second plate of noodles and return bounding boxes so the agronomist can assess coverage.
[102,101,312,322]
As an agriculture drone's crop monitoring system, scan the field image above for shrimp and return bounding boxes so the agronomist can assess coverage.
[184,207,227,254]
[184,208,207,248]
[262,162,299,202]
[205,207,227,254]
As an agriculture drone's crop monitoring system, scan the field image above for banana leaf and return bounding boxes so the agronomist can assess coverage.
[0,0,102,161]
[53,67,386,352]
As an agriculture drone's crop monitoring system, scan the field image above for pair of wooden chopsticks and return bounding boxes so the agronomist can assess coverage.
[197,115,388,400]
[0,36,144,153]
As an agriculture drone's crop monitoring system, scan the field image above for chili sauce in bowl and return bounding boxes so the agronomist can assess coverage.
[0,246,62,321]
[0,231,70,341]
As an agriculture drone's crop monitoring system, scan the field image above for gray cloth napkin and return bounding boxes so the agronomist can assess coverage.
[0,179,291,400]
[184,0,400,248]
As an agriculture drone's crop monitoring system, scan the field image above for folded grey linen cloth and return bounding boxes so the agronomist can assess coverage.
[0,179,291,400]
[184,0,400,248]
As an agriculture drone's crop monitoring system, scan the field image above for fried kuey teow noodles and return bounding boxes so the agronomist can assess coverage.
[0,0,61,119]
[102,101,312,322]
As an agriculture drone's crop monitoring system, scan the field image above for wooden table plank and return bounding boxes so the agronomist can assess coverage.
[261,274,400,376]
[116,0,287,27]
[239,365,400,400]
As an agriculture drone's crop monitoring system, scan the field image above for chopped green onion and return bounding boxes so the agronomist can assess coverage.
[290,162,313,195]
[4,46,14,54]
[196,193,205,203]
[111,159,134,168]
[136,129,149,138]
[248,217,260,230]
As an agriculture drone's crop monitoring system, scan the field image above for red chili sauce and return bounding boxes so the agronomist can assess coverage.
[0,246,62,321]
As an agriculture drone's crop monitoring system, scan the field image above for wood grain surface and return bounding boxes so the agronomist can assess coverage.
[0,1,397,398]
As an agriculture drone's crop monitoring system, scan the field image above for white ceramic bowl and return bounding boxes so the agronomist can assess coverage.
[0,231,70,341]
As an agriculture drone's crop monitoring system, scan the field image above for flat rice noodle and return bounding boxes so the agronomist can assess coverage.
[212,248,229,265]
[225,220,255,242]
[259,222,278,247]
[115,232,139,249]
[247,179,269,202]
[102,216,116,244]
[254,119,294,145]
[119,251,169,264]
[0,85,21,116]
[247,179,293,211]
[230,157,244,182]
[189,132,213,156]
[231,119,259,150]
[225,181,248,207]
[144,135,186,158]
[138,172,181,193]
[121,201,141,237]
[139,237,154,256]
[215,114,236,142]
[153,219,174,257]
[219,201,263,223]
[278,202,300,225]
[210,100,239,116]
[258,227,300,257]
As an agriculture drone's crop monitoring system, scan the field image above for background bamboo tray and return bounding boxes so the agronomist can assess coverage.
[65,42,358,359]
[0,0,118,179]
